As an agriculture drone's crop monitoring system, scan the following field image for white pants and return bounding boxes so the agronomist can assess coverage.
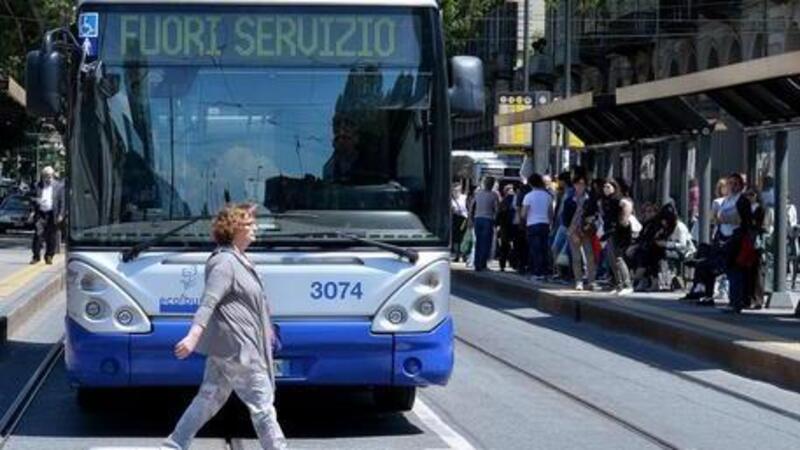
[164,356,287,450]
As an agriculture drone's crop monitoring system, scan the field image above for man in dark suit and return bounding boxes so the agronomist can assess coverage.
[31,166,65,264]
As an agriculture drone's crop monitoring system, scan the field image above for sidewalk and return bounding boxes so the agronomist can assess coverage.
[452,262,800,392]
[0,249,65,345]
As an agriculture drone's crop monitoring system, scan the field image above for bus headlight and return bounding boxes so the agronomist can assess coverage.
[115,308,134,326]
[372,259,449,333]
[67,260,151,333]
[415,298,435,316]
[386,306,408,325]
[80,272,107,293]
[85,300,103,319]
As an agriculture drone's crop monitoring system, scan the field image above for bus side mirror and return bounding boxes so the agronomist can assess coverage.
[25,49,66,118]
[449,56,485,118]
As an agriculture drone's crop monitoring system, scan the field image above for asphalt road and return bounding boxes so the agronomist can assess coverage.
[3,278,800,449]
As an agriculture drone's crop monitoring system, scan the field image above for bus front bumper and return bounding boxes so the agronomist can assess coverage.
[65,316,454,388]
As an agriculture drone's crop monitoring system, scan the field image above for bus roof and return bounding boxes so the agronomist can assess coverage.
[78,0,439,8]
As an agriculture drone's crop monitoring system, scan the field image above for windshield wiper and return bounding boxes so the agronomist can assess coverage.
[120,212,317,263]
[273,231,419,264]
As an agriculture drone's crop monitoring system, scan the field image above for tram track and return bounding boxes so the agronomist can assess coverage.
[0,336,64,449]
[453,285,800,426]
[453,334,681,450]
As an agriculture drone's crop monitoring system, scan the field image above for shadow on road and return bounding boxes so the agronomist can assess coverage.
[12,362,424,440]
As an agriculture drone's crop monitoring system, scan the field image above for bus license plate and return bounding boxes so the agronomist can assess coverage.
[274,359,288,377]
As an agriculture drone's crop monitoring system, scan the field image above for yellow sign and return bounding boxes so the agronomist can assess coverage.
[568,132,584,149]
[496,94,533,148]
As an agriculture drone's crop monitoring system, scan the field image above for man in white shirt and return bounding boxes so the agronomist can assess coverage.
[520,174,554,280]
[31,166,65,264]
[716,173,744,239]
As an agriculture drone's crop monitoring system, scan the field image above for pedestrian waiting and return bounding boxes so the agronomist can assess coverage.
[450,183,469,263]
[520,174,554,281]
[470,177,499,272]
[600,179,634,295]
[565,174,598,291]
[684,173,744,305]
[497,184,517,272]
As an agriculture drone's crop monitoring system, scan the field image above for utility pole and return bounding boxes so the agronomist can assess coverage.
[564,0,572,98]
[523,0,530,92]
[561,0,573,171]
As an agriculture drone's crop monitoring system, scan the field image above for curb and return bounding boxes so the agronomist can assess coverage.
[0,265,65,346]
[453,269,800,393]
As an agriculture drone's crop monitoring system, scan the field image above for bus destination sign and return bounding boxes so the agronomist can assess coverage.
[96,13,423,66]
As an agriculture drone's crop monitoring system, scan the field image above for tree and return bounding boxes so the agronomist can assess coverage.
[440,0,507,56]
[544,0,607,10]
[0,0,74,80]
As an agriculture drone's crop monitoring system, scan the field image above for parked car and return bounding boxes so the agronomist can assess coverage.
[0,194,35,233]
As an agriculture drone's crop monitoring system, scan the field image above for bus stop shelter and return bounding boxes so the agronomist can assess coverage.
[616,50,800,309]
[494,87,712,216]
[494,91,710,148]
[496,49,800,310]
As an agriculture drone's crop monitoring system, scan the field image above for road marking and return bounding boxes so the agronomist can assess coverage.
[413,396,476,450]
[0,255,63,297]
[89,447,161,449]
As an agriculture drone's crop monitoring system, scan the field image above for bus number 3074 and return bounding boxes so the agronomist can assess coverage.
[310,281,364,300]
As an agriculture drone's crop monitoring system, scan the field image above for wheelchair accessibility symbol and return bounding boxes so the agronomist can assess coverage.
[79,13,99,38]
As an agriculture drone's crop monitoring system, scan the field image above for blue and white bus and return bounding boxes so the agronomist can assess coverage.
[26,0,483,411]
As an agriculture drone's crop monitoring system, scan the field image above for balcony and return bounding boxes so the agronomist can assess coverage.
[605,11,658,54]
[659,0,698,33]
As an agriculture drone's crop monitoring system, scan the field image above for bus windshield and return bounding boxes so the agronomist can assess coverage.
[71,5,447,247]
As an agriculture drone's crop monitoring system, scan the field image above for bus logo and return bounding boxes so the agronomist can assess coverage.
[180,266,200,291]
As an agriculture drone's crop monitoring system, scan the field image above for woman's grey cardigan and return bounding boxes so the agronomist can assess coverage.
[193,246,276,382]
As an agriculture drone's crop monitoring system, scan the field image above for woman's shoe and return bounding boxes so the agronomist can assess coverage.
[695,298,715,306]
[722,305,742,314]
[681,289,704,300]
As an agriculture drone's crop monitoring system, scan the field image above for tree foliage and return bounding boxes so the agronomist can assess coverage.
[440,0,507,55]
[544,0,607,11]
[0,0,74,80]
[544,0,609,13]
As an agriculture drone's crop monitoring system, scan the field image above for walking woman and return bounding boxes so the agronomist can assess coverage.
[164,204,287,450]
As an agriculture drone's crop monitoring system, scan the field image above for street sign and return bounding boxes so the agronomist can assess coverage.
[495,93,533,149]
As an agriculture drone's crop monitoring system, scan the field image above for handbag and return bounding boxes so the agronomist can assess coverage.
[735,231,758,268]
[555,245,570,267]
